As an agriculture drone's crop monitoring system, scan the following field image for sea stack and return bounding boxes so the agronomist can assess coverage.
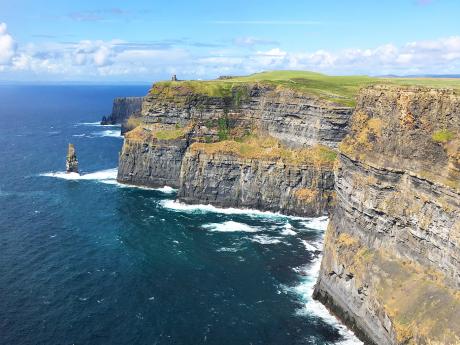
[66,143,78,173]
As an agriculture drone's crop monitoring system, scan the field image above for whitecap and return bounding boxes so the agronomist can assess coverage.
[72,134,87,137]
[300,216,329,231]
[251,235,282,245]
[155,186,176,194]
[91,129,122,138]
[280,222,297,236]
[300,240,317,252]
[216,247,239,252]
[202,221,259,233]
[160,200,305,220]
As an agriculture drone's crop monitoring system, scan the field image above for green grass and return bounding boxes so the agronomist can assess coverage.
[154,128,188,140]
[432,129,456,143]
[152,70,460,107]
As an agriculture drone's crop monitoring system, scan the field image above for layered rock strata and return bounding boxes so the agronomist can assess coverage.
[314,85,460,345]
[177,144,335,216]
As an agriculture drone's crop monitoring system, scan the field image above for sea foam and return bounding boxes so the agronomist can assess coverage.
[251,235,282,245]
[91,129,122,138]
[300,216,329,231]
[291,257,363,345]
[160,200,305,220]
[202,221,259,233]
[40,168,118,182]
[40,169,177,193]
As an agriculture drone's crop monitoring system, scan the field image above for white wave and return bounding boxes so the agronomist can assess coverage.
[202,221,259,233]
[300,240,318,252]
[40,169,177,194]
[76,121,101,126]
[40,168,118,182]
[160,200,306,219]
[72,133,87,137]
[216,247,239,252]
[251,235,282,245]
[280,222,297,236]
[291,255,363,344]
[91,129,122,138]
[300,216,329,231]
[155,186,176,194]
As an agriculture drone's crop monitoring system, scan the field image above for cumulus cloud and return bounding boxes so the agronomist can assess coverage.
[73,40,120,67]
[0,23,16,65]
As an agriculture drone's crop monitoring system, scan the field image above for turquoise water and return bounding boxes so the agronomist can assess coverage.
[0,85,360,345]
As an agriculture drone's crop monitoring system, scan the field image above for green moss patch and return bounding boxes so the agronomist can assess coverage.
[432,129,455,143]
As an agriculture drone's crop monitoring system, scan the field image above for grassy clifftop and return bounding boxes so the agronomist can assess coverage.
[151,70,460,107]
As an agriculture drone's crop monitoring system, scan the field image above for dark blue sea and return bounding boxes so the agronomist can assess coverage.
[0,85,360,345]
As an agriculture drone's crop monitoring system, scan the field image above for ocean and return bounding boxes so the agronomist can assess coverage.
[0,85,361,345]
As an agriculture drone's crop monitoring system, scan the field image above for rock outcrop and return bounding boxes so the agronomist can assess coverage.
[66,143,78,173]
[314,85,460,345]
[101,97,143,128]
[117,81,351,216]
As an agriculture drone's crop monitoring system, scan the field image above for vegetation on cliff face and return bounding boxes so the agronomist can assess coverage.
[190,134,337,167]
[432,129,455,143]
[150,70,460,107]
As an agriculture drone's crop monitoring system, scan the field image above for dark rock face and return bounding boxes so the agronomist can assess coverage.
[66,143,78,173]
[101,97,143,125]
[177,149,334,216]
[314,86,460,345]
[117,137,189,188]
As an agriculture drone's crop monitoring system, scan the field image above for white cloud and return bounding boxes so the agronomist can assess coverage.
[0,23,16,65]
[73,40,120,67]
[1,26,460,80]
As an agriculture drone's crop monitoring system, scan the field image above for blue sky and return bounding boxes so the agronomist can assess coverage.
[1,0,459,82]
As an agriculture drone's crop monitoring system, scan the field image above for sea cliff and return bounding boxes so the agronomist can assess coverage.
[117,73,352,216]
[314,85,460,345]
[101,97,143,132]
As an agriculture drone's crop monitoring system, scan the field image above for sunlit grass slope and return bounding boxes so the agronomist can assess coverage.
[153,70,460,107]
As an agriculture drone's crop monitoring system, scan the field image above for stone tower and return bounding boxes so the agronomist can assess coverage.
[66,143,78,173]
[171,74,177,81]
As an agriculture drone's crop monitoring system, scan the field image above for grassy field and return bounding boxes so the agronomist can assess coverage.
[153,70,460,107]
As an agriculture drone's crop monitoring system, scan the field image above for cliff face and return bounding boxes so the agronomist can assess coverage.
[117,82,350,216]
[101,97,143,128]
[177,145,335,216]
[314,85,460,345]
